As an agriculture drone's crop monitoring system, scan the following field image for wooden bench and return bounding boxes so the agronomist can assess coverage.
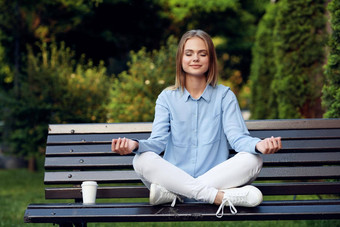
[24,118,340,226]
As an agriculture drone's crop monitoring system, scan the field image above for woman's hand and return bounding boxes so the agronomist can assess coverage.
[111,137,139,155]
[256,136,282,154]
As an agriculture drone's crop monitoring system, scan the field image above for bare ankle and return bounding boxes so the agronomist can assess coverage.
[214,191,224,205]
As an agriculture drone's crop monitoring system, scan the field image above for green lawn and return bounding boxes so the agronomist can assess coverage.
[0,168,339,227]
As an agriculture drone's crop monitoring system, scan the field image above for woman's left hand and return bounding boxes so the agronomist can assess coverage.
[256,136,282,154]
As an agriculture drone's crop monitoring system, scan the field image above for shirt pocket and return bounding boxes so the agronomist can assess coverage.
[199,113,221,145]
[170,119,191,147]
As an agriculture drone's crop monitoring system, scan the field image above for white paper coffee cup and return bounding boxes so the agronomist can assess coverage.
[81,181,98,204]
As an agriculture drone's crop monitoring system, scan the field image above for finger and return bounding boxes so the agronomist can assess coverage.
[277,137,282,150]
[125,138,129,152]
[111,139,116,152]
[265,138,272,154]
[271,136,278,153]
[269,136,275,153]
[121,138,128,154]
[271,137,280,153]
[120,138,125,149]
[263,138,269,154]
[115,138,121,151]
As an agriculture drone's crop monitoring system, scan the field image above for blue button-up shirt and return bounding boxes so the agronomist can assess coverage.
[136,84,260,178]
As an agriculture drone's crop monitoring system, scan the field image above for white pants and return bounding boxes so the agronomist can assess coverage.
[133,151,263,204]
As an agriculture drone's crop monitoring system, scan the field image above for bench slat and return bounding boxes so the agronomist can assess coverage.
[46,144,112,156]
[45,139,340,156]
[44,166,340,184]
[46,129,340,144]
[47,133,150,144]
[44,182,340,199]
[250,129,340,140]
[45,156,134,169]
[47,119,340,135]
[44,152,340,170]
[44,170,139,184]
[245,118,340,130]
[49,123,153,134]
[24,202,340,223]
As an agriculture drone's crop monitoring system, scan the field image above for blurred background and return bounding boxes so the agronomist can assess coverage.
[0,1,340,226]
[0,0,339,168]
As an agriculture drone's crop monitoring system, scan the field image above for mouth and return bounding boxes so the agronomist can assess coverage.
[190,65,202,68]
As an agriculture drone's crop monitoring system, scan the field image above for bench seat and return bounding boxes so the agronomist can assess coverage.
[25,200,340,223]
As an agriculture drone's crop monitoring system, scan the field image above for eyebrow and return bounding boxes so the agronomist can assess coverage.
[184,49,208,53]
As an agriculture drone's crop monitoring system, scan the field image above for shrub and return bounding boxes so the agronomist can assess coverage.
[107,36,177,122]
[1,42,110,159]
[322,0,340,118]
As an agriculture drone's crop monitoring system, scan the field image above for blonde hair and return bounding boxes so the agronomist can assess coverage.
[169,30,218,91]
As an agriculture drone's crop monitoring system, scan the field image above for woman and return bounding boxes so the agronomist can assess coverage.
[112,30,282,218]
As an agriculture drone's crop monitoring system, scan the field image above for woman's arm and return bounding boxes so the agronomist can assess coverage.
[111,91,171,155]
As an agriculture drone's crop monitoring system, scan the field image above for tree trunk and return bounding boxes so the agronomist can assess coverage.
[28,156,37,172]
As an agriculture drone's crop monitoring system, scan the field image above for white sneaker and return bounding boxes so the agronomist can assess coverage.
[149,184,181,207]
[216,185,263,218]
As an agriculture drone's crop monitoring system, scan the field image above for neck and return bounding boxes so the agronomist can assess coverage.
[185,74,207,99]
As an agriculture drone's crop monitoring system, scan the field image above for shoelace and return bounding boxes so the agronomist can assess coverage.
[159,187,183,207]
[171,195,184,207]
[216,197,237,218]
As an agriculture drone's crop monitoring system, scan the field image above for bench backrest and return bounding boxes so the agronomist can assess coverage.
[44,119,340,201]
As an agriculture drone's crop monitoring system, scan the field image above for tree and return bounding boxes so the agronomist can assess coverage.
[249,2,278,119]
[0,0,100,89]
[107,36,177,122]
[273,0,327,119]
[59,0,172,75]
[0,42,110,167]
[322,0,340,118]
[251,0,328,119]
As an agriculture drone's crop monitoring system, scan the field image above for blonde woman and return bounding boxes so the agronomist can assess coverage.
[112,30,281,217]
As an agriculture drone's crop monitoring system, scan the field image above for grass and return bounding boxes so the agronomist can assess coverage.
[0,168,339,227]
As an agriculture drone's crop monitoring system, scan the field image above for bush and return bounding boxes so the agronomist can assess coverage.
[107,36,177,122]
[272,0,327,119]
[250,0,327,119]
[322,0,340,118]
[249,2,278,119]
[1,42,111,159]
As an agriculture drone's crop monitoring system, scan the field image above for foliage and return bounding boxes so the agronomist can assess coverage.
[0,0,101,87]
[250,0,328,119]
[322,0,340,118]
[161,0,239,22]
[272,0,327,119]
[0,31,12,87]
[249,2,278,119]
[57,0,173,75]
[0,42,110,158]
[107,36,177,122]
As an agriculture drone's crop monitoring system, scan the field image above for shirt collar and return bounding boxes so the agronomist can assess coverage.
[180,85,213,103]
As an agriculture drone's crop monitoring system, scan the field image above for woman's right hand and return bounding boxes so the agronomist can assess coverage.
[111,137,139,155]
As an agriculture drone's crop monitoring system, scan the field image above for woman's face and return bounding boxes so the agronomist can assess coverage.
[182,37,209,77]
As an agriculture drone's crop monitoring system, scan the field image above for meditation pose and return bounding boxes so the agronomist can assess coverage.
[112,29,282,217]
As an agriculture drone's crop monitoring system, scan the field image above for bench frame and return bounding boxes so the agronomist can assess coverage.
[24,118,340,226]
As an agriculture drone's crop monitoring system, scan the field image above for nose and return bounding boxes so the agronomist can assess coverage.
[193,54,199,62]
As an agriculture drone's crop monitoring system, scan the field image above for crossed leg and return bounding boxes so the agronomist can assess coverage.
[132,151,263,204]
